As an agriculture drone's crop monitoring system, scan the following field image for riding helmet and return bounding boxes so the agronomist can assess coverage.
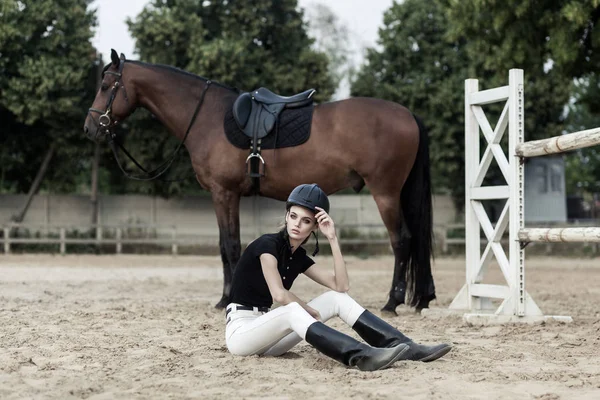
[286,183,330,214]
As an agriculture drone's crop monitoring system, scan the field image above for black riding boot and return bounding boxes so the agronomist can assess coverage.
[352,310,452,362]
[305,322,410,371]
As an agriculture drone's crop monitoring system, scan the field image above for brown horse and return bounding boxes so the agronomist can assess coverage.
[84,50,435,312]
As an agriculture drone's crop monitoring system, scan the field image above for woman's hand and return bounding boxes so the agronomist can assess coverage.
[315,206,336,240]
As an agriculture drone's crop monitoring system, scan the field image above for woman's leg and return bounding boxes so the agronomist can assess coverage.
[262,291,452,362]
[226,300,411,371]
[226,302,316,356]
[352,310,452,362]
[263,291,365,356]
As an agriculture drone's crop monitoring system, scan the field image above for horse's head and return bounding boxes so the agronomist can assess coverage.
[84,49,137,142]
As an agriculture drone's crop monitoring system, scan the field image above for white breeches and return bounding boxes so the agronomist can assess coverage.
[225,291,365,357]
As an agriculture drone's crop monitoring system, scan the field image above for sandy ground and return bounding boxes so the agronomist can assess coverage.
[0,254,599,400]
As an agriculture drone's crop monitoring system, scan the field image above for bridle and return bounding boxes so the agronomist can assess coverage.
[87,59,128,140]
[87,59,211,181]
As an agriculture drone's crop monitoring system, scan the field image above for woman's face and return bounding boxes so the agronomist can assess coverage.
[286,206,317,241]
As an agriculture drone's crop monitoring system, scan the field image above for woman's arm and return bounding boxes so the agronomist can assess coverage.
[303,236,349,292]
[303,206,349,292]
[260,253,321,320]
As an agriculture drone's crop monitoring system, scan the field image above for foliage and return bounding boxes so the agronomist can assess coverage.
[564,74,600,194]
[0,0,98,193]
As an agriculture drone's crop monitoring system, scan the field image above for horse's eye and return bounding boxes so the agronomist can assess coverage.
[101,84,109,91]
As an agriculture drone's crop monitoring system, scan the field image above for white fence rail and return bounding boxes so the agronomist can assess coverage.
[3,222,598,256]
[518,227,600,243]
[516,127,600,157]
[0,223,393,255]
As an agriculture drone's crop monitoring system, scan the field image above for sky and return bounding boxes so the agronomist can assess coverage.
[90,0,395,97]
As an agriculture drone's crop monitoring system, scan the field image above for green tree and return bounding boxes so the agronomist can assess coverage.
[351,0,470,208]
[0,0,98,194]
[112,0,336,196]
[442,0,600,142]
[564,74,600,194]
[444,0,600,204]
[445,0,600,80]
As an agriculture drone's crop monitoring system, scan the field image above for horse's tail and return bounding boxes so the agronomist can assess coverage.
[401,114,435,307]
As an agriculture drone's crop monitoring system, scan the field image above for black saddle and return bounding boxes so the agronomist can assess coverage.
[233,87,315,140]
[231,86,316,179]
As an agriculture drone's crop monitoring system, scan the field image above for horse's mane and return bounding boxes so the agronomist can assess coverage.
[126,60,240,93]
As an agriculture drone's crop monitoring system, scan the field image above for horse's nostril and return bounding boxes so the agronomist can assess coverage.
[84,125,89,134]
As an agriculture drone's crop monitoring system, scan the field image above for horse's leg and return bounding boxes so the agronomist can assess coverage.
[380,115,436,313]
[381,221,436,313]
[381,220,411,314]
[211,187,242,309]
[365,189,407,314]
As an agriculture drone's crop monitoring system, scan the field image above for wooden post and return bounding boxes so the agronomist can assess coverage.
[11,143,55,223]
[60,227,66,255]
[91,143,100,241]
[116,227,122,254]
[171,227,178,255]
[441,226,448,254]
[4,227,9,254]
[594,193,600,255]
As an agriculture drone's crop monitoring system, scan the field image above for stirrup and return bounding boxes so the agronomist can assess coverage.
[246,153,265,177]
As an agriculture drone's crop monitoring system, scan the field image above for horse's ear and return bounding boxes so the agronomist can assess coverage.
[111,49,119,66]
[120,53,126,61]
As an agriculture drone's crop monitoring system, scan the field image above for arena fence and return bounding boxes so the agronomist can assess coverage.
[2,221,597,256]
[0,222,392,255]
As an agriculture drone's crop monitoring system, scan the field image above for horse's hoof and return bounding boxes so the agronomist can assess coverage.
[414,295,436,314]
[215,295,230,309]
[381,299,401,315]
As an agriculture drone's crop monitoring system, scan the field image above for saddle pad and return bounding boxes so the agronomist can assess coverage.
[223,104,314,150]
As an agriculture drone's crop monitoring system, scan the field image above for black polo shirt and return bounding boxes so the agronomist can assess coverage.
[229,230,315,308]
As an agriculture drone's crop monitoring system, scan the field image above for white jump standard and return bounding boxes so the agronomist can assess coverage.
[436,69,600,324]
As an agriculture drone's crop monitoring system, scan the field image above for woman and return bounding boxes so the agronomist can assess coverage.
[225,183,451,371]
